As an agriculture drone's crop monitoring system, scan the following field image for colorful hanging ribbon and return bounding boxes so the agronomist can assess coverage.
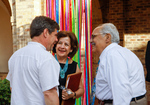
[46,0,92,104]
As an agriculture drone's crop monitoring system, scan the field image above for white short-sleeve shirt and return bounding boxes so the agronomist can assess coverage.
[96,43,146,105]
[6,42,60,105]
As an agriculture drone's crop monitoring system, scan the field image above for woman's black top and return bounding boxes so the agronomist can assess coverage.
[59,61,77,105]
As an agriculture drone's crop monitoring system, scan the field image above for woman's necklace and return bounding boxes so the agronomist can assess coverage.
[55,54,68,79]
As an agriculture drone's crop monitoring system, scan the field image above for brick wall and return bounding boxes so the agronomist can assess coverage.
[124,0,150,33]
[7,0,46,53]
[99,0,124,46]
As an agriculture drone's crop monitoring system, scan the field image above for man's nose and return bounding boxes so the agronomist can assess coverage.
[90,38,93,43]
[55,37,58,42]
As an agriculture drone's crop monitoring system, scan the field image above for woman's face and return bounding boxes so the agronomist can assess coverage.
[56,36,72,57]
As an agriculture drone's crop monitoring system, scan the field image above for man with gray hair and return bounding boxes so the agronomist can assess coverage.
[90,23,147,105]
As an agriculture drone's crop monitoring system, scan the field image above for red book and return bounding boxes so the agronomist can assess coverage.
[61,72,82,105]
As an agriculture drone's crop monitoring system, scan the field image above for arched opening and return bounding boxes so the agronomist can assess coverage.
[0,0,13,73]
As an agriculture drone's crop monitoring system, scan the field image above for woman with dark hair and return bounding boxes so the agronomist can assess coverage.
[53,31,84,105]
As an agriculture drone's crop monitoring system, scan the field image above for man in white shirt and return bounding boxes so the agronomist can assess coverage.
[6,16,60,105]
[90,23,147,105]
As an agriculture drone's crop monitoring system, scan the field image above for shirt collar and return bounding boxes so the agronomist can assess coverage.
[99,43,118,60]
[28,42,46,50]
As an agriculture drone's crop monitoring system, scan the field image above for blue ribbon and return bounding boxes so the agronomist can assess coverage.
[56,0,59,24]
[90,60,100,105]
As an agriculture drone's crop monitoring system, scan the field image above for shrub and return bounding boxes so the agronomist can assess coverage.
[0,78,11,105]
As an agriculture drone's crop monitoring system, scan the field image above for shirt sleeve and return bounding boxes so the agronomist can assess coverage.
[39,58,60,92]
[6,60,12,87]
[107,53,132,105]
[6,72,11,81]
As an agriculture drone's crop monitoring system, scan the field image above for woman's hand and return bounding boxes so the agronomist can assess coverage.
[62,89,74,100]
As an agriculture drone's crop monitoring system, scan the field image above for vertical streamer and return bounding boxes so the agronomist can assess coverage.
[59,0,61,28]
[67,0,70,31]
[82,0,86,104]
[85,0,90,104]
[90,0,92,90]
[78,0,81,69]
[88,0,91,103]
[60,0,63,30]
[70,0,72,32]
[49,0,51,18]
[51,0,54,20]
[72,0,75,61]
[75,0,78,63]
[87,0,91,96]
[53,0,56,21]
[46,0,92,104]
[65,0,68,30]
[56,0,59,24]
[72,0,75,33]
[61,0,65,30]
[63,0,66,30]
[46,0,49,16]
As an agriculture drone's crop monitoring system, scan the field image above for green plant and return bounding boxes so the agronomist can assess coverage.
[0,78,11,105]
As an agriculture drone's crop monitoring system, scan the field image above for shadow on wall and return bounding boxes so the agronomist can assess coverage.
[133,43,150,76]
[132,45,147,77]
[0,0,13,73]
[132,46,146,65]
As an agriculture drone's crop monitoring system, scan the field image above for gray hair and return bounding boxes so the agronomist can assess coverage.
[98,23,120,43]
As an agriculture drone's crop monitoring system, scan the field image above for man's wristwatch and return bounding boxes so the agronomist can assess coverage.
[73,92,76,99]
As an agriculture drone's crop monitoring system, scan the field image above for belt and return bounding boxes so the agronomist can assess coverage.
[131,94,145,101]
[98,94,145,104]
[98,99,113,104]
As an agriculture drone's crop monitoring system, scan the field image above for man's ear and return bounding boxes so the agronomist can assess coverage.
[105,33,111,43]
[43,28,49,38]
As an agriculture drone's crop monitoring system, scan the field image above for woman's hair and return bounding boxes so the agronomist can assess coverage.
[53,31,78,58]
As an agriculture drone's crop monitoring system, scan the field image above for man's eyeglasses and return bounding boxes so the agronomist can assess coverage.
[91,33,107,39]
